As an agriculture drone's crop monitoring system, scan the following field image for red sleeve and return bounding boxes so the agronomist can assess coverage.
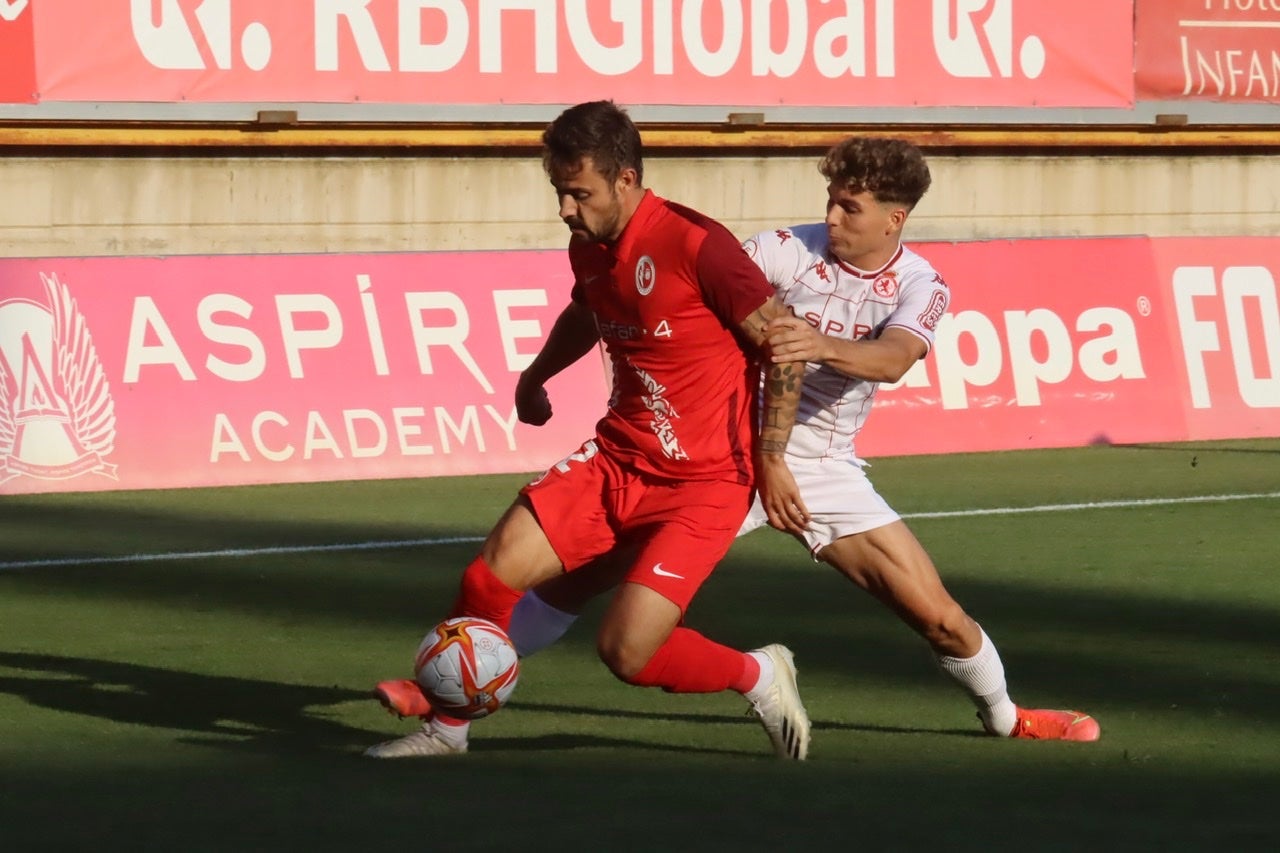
[695,223,775,326]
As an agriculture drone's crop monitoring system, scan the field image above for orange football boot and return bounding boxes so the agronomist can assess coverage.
[1010,707,1101,741]
[373,679,433,719]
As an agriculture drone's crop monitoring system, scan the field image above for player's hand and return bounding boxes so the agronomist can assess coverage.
[755,453,809,535]
[515,375,552,425]
[764,315,829,364]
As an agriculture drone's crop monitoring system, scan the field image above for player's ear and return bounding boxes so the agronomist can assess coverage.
[616,166,640,191]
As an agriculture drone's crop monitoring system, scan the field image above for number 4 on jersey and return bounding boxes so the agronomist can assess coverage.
[653,320,673,338]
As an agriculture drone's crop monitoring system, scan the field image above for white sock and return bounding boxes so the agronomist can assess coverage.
[507,589,579,657]
[742,650,776,703]
[936,627,1018,736]
[428,715,470,745]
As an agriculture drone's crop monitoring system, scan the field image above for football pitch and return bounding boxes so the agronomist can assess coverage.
[2,439,1278,852]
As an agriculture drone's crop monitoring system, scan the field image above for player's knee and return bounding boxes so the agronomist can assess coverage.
[921,605,979,656]
[596,635,649,683]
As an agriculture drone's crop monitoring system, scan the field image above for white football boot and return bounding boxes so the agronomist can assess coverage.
[363,720,468,758]
[747,644,811,760]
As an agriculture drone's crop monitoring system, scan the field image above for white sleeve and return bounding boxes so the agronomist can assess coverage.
[884,267,950,352]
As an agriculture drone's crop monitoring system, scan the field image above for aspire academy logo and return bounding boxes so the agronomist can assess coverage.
[0,272,117,485]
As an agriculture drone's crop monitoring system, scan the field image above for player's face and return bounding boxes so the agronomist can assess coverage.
[550,157,632,243]
[824,184,905,269]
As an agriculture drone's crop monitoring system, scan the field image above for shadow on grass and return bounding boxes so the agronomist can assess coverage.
[0,651,375,752]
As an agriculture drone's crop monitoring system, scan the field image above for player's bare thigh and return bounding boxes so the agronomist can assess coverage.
[479,495,567,591]
[817,521,979,656]
[596,581,683,679]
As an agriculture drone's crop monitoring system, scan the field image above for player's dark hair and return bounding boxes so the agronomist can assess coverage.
[820,138,931,209]
[542,100,644,184]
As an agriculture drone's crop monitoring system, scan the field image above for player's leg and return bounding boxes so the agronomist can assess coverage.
[365,441,618,758]
[816,514,1098,740]
[508,552,629,655]
[594,480,810,759]
[816,522,1018,733]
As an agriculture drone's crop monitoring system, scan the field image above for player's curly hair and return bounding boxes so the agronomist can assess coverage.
[542,100,644,184]
[819,138,931,209]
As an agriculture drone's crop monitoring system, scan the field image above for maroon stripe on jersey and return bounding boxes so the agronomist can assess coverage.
[833,244,905,279]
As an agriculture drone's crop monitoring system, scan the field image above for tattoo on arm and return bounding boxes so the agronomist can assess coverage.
[760,362,801,455]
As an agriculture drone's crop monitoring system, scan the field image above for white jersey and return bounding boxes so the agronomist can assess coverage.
[742,223,950,462]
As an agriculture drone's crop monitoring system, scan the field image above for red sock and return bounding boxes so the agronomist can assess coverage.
[628,627,757,694]
[446,556,523,632]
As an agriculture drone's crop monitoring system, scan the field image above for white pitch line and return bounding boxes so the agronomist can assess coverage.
[2,491,1278,572]
[901,491,1280,519]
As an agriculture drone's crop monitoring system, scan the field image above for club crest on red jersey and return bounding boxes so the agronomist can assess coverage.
[635,255,656,296]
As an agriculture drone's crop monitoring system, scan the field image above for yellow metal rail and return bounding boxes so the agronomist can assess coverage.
[2,120,1279,151]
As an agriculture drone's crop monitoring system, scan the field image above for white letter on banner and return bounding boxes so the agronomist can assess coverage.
[1223,267,1280,407]
[210,413,251,462]
[130,0,204,69]
[344,409,388,457]
[1004,309,1073,407]
[304,411,344,459]
[123,297,197,382]
[933,311,1003,410]
[479,0,557,73]
[400,0,469,72]
[1076,307,1145,383]
[405,292,494,392]
[485,405,520,450]
[316,0,391,71]
[253,411,293,462]
[393,407,436,456]
[653,0,675,74]
[199,294,266,382]
[277,295,344,380]
[933,0,1012,78]
[436,406,484,453]
[751,0,806,77]
[1172,267,1221,409]
[813,0,867,78]
[565,0,642,75]
[683,0,742,77]
[493,289,548,372]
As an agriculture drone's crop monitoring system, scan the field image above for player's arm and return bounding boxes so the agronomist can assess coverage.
[515,299,600,426]
[738,294,809,535]
[764,320,927,383]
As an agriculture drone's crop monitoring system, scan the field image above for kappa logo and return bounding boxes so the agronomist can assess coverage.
[0,0,29,23]
[0,273,118,486]
[635,255,656,296]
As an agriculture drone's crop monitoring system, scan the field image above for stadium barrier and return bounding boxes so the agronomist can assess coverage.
[1,236,1276,495]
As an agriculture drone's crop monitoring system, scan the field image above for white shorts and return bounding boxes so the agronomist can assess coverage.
[738,458,900,558]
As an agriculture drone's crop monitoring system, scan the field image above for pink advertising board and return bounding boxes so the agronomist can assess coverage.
[2,237,1278,495]
[0,251,609,494]
[25,0,1133,108]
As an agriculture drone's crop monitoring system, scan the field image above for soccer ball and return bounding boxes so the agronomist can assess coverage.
[414,617,520,719]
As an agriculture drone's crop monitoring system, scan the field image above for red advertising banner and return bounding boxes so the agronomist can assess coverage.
[1136,0,1280,101]
[0,0,36,104]
[3,237,1277,495]
[0,252,609,494]
[22,0,1133,108]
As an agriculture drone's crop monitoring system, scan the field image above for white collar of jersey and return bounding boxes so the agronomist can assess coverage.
[832,243,904,279]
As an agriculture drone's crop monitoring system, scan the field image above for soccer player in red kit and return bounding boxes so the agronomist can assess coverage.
[364,100,813,760]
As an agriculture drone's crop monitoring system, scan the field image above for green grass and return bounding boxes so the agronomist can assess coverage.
[2,440,1279,851]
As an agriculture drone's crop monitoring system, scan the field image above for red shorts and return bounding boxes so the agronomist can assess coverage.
[521,439,752,612]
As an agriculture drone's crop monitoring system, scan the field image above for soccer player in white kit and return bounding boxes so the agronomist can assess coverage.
[375,137,1100,745]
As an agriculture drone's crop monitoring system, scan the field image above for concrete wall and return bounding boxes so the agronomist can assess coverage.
[3,152,1278,259]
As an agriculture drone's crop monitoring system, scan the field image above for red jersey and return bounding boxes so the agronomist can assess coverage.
[568,190,773,483]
